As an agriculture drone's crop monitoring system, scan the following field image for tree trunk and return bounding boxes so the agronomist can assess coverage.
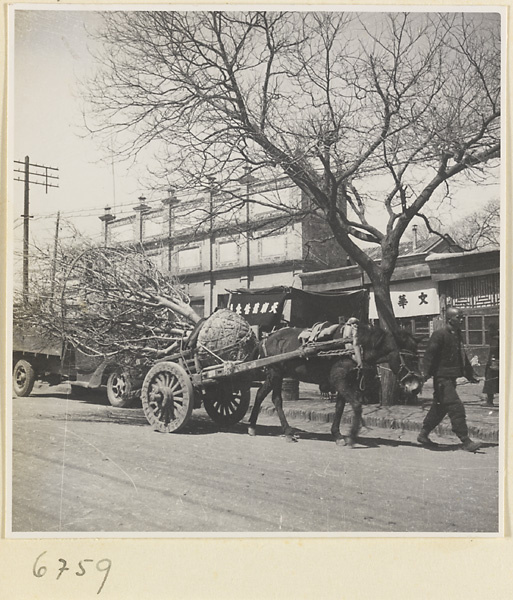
[377,364,400,406]
[372,277,396,334]
[370,275,399,406]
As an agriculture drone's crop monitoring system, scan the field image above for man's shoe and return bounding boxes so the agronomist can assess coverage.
[417,431,437,446]
[461,439,482,453]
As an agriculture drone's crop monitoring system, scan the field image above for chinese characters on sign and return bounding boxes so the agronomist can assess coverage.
[397,292,430,310]
[398,294,408,309]
[227,291,288,327]
[369,283,440,319]
[229,301,281,316]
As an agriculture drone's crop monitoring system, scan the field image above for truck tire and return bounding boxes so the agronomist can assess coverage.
[13,359,36,397]
[106,369,134,408]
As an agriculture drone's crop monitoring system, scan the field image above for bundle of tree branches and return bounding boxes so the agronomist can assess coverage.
[15,244,202,368]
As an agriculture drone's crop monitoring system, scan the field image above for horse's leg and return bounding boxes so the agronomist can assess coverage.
[247,374,272,436]
[270,374,297,442]
[330,361,361,447]
[346,388,363,448]
[331,393,347,446]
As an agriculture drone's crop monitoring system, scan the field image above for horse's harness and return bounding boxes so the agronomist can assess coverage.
[395,350,421,385]
[261,326,421,390]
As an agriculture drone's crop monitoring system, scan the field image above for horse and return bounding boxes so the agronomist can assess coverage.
[247,322,422,446]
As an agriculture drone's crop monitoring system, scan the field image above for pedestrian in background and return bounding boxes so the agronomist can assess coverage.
[482,326,499,407]
[417,307,482,453]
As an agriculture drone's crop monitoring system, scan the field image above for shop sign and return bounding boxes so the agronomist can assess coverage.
[369,282,439,319]
[228,291,288,327]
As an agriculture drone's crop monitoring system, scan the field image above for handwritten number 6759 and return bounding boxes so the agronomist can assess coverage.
[33,552,112,594]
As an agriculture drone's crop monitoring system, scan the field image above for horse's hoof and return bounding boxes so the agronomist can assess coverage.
[248,427,257,437]
[283,428,298,437]
[335,437,346,446]
[285,435,298,443]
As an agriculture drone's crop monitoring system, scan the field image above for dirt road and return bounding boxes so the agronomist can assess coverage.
[9,385,499,534]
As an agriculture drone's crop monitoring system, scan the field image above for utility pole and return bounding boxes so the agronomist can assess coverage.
[50,211,61,301]
[207,178,216,314]
[240,166,257,289]
[161,187,180,274]
[14,156,59,303]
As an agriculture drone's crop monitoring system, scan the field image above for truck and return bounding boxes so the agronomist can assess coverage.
[12,324,141,407]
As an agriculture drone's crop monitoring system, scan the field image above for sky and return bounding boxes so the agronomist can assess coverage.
[10,6,502,262]
[12,8,149,254]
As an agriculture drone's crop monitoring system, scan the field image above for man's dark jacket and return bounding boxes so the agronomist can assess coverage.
[422,326,475,380]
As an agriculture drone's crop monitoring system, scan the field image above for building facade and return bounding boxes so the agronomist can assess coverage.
[299,244,500,375]
[100,183,500,374]
[100,178,347,317]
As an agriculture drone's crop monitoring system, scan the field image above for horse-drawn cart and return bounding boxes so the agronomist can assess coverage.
[140,309,354,433]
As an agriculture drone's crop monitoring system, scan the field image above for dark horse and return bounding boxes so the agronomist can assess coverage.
[248,323,422,445]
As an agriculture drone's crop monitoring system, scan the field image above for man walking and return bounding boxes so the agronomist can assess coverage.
[417,307,482,452]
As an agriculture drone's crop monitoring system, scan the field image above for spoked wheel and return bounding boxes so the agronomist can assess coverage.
[106,369,134,408]
[13,359,36,397]
[141,362,194,433]
[203,381,251,427]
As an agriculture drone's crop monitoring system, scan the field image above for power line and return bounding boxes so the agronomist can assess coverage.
[13,156,59,303]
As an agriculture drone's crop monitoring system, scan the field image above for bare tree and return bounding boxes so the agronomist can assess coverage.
[409,198,500,252]
[14,235,201,368]
[445,199,499,251]
[83,11,500,334]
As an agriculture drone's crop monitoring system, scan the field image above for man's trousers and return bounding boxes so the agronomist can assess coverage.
[422,377,469,441]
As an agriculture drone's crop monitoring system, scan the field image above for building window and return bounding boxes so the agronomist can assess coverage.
[461,314,499,346]
[250,185,300,217]
[143,215,164,239]
[190,299,205,318]
[259,233,286,259]
[217,293,230,309]
[251,191,278,216]
[177,246,201,270]
[110,222,135,243]
[396,315,432,354]
[466,316,484,346]
[217,240,239,266]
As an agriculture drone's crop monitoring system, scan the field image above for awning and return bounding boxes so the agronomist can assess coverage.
[228,287,368,328]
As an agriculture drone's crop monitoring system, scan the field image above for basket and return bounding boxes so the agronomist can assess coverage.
[196,309,257,368]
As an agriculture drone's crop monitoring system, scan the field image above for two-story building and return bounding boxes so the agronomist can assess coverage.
[100,177,347,317]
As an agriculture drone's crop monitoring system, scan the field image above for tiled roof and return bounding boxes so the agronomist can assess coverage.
[365,235,462,260]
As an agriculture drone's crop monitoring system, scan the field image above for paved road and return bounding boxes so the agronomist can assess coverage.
[9,385,499,534]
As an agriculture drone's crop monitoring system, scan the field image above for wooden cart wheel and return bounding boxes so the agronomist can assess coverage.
[141,361,194,433]
[203,382,251,427]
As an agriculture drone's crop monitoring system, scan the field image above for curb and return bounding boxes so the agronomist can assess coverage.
[255,404,499,443]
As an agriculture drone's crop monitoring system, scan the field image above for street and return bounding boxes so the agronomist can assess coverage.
[10,384,499,535]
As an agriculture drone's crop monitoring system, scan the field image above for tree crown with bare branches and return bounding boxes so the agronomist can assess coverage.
[83,10,500,330]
